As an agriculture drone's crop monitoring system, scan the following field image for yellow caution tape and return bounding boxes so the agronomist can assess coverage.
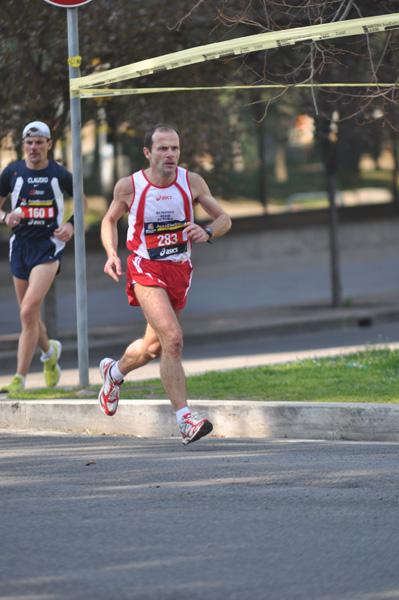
[77,82,398,99]
[70,13,399,94]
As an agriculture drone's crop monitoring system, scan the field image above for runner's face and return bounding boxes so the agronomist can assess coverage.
[146,130,180,178]
[23,136,51,168]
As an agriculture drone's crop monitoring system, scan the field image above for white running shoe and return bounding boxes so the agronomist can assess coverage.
[98,358,123,416]
[179,412,213,445]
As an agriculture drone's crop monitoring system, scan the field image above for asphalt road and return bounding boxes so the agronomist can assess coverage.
[1,432,399,600]
[179,319,399,362]
[0,241,398,335]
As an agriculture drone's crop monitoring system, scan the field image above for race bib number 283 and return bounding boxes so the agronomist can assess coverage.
[145,220,188,260]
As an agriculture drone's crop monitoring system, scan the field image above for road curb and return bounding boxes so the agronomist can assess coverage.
[1,399,399,442]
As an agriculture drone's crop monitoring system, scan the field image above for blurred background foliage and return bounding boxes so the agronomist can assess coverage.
[1,0,399,213]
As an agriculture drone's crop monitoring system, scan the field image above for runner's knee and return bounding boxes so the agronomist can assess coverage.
[162,329,183,359]
[20,301,41,328]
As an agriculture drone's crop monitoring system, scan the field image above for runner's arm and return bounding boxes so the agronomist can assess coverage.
[0,195,7,224]
[101,177,132,282]
[0,195,23,227]
[54,194,89,242]
[184,172,231,244]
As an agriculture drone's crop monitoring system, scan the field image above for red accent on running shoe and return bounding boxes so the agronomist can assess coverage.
[99,360,122,416]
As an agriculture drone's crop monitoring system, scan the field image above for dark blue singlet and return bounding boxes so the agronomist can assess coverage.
[0,160,73,280]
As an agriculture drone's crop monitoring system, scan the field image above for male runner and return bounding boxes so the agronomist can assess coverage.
[0,121,87,394]
[99,124,231,444]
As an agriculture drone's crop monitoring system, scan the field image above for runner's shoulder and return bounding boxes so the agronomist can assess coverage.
[115,175,134,198]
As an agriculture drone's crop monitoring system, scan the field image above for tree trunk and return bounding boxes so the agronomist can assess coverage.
[255,118,268,210]
[391,132,399,204]
[316,114,342,308]
[252,96,269,210]
[106,111,120,206]
[326,171,342,307]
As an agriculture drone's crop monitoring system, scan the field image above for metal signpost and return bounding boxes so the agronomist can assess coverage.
[44,0,93,386]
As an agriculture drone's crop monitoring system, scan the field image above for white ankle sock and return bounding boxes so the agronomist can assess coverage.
[41,344,54,361]
[110,361,125,383]
[176,407,190,425]
[15,373,26,388]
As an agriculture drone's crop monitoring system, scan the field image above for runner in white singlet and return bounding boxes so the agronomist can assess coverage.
[99,124,232,445]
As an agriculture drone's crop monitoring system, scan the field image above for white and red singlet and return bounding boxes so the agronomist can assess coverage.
[126,166,194,263]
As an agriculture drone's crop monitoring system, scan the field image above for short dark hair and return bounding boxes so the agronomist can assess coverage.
[144,124,179,151]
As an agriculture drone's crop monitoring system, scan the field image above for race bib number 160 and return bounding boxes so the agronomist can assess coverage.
[19,206,55,219]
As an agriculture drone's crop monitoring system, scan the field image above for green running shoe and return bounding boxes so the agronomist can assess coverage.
[41,339,62,388]
[1,375,24,395]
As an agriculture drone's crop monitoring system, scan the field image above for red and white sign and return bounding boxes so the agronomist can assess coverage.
[43,0,93,7]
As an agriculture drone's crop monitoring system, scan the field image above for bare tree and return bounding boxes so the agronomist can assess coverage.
[0,0,236,173]
[175,0,399,307]
[0,0,237,334]
[2,0,399,315]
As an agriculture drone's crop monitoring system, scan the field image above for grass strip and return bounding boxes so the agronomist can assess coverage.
[8,348,399,403]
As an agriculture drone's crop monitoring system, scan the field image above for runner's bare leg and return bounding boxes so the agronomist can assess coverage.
[120,284,187,411]
[119,322,162,372]
[13,261,59,377]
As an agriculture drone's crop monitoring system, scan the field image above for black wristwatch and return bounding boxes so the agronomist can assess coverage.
[204,226,213,244]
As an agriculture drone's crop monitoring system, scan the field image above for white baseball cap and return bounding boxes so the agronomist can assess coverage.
[22,121,51,140]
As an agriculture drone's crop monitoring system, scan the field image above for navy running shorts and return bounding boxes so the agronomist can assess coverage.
[10,236,63,280]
